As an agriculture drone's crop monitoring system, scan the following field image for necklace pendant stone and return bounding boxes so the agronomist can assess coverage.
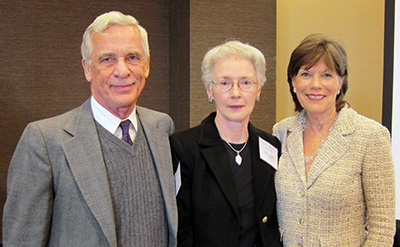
[235,154,242,165]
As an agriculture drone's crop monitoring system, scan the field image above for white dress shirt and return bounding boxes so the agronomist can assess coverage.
[90,96,137,141]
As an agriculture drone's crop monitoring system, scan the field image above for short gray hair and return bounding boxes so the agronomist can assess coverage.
[81,11,150,65]
[201,40,267,89]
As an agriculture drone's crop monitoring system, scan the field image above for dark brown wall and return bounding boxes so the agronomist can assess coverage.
[169,0,191,131]
[0,0,276,241]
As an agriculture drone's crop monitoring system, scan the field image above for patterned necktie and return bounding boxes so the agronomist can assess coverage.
[120,120,133,145]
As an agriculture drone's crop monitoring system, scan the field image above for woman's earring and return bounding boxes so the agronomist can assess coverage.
[293,88,297,93]
[256,97,260,103]
[337,89,340,95]
[208,97,214,104]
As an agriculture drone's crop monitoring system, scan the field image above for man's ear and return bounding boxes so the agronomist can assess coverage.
[82,59,92,82]
[145,56,150,78]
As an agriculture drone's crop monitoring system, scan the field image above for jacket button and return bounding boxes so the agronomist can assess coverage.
[262,216,268,223]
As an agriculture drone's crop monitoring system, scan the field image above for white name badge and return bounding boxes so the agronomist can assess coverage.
[175,162,181,195]
[259,137,278,170]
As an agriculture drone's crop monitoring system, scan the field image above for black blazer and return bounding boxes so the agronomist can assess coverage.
[170,112,282,247]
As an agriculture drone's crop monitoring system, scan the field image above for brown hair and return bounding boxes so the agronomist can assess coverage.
[287,34,348,112]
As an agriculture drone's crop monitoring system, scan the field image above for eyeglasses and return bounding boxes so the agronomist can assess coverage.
[211,78,258,92]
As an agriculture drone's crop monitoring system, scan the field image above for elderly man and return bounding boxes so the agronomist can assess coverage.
[3,11,177,246]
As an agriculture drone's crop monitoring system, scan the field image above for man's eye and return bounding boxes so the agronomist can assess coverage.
[127,56,140,62]
[101,58,112,63]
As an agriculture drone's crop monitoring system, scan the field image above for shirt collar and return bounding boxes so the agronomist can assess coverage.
[90,96,138,135]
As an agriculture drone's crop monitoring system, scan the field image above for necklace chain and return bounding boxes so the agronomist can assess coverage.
[224,138,248,165]
[303,113,338,164]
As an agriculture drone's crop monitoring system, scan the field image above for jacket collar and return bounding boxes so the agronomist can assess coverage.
[285,105,356,187]
[198,113,240,217]
[198,112,276,217]
[62,99,117,247]
[61,101,177,247]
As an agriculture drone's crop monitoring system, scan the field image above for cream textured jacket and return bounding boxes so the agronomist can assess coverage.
[273,105,395,247]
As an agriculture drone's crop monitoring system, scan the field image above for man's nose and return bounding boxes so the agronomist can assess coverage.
[114,59,131,78]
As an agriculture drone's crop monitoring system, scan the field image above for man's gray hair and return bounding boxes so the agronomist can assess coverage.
[81,11,150,65]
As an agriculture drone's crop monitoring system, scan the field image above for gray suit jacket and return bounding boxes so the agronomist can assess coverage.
[3,99,178,247]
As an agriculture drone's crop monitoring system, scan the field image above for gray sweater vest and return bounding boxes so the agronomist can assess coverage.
[96,121,168,246]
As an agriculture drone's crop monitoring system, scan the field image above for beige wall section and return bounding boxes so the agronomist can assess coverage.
[276,0,385,123]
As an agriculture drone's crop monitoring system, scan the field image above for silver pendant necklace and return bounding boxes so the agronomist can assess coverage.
[224,139,248,165]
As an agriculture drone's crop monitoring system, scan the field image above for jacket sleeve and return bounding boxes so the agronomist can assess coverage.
[170,134,194,247]
[362,126,396,246]
[3,122,53,247]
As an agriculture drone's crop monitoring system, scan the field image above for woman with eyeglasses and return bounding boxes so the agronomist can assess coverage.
[170,40,282,247]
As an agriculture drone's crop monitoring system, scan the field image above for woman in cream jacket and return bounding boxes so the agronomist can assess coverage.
[273,34,395,246]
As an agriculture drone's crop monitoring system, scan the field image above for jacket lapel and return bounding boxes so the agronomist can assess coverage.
[286,120,308,186]
[306,107,354,188]
[198,113,240,218]
[137,107,178,245]
[62,99,117,247]
[203,145,240,217]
